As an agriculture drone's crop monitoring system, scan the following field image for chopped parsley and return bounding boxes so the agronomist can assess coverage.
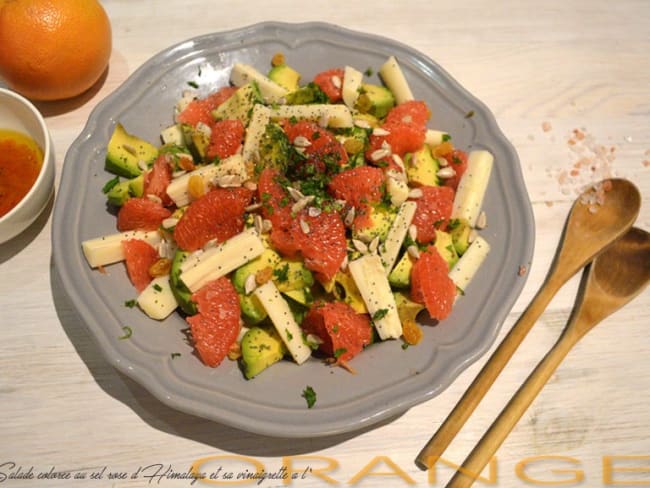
[372,309,389,321]
[118,326,133,340]
[153,283,163,292]
[273,263,290,282]
[102,176,120,194]
[302,385,317,408]
[285,329,293,341]
[124,299,137,308]
[442,133,452,142]
[364,67,374,77]
[464,110,475,119]
[171,352,181,359]
[187,80,199,89]
[333,348,347,359]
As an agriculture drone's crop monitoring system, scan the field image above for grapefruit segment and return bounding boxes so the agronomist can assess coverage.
[187,277,241,367]
[410,246,456,321]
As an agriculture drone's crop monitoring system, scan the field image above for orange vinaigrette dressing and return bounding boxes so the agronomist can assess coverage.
[0,128,44,218]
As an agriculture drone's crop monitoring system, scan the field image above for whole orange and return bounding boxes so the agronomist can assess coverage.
[0,0,112,101]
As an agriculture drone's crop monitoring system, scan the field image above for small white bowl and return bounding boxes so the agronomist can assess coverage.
[0,88,55,244]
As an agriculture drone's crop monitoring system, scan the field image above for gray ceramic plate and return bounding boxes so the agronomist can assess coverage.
[52,22,534,438]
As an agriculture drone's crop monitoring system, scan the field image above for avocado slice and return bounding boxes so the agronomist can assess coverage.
[169,250,197,315]
[284,82,329,105]
[352,204,396,243]
[406,145,440,187]
[105,123,158,178]
[355,83,395,119]
[449,218,472,255]
[268,64,301,92]
[212,81,263,125]
[434,230,459,269]
[240,326,287,379]
[388,251,415,288]
[257,122,290,173]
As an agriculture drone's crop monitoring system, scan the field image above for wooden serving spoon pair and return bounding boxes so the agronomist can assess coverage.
[416,179,648,488]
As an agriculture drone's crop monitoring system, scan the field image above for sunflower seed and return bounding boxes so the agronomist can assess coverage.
[370,148,391,162]
[354,118,372,129]
[162,217,179,229]
[391,154,406,171]
[437,167,457,179]
[372,127,391,136]
[299,219,310,234]
[408,224,418,241]
[123,143,137,156]
[407,245,421,259]
[331,75,342,89]
[137,159,149,172]
[146,194,163,205]
[352,239,368,254]
[293,135,312,148]
[308,206,322,217]
[261,219,273,233]
[475,211,487,229]
[344,207,356,227]
[244,274,257,295]
[243,180,258,191]
[318,113,330,127]
[245,202,263,212]
[287,186,305,202]
[468,229,478,243]
[368,236,380,254]
[216,174,242,187]
[408,188,423,199]
[340,254,349,271]
[254,214,264,234]
[438,156,449,167]
[292,195,315,213]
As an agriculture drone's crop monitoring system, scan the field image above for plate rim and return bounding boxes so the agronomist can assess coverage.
[52,21,535,438]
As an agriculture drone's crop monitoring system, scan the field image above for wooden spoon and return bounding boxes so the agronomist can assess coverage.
[415,178,640,470]
[446,227,650,488]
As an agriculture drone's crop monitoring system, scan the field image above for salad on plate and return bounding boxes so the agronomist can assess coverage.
[81,54,493,380]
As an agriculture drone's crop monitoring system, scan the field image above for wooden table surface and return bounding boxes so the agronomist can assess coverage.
[1,1,648,486]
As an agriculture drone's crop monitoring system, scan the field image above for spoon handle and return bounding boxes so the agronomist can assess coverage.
[445,326,581,488]
[415,274,565,470]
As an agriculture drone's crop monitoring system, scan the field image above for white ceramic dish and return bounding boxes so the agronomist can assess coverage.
[52,22,534,438]
[0,88,55,244]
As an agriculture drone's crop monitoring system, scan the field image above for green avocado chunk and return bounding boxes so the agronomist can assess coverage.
[105,123,158,178]
[355,83,395,119]
[169,250,197,315]
[268,63,301,91]
[241,326,287,379]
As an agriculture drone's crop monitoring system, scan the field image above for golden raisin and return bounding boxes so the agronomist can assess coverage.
[343,137,365,155]
[148,258,172,278]
[227,341,241,361]
[188,174,205,200]
[271,52,285,67]
[402,319,424,345]
[432,141,455,157]
[255,266,274,285]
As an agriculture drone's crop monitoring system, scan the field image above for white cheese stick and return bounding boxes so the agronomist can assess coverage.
[254,281,312,365]
[166,154,248,207]
[448,235,490,294]
[342,65,363,109]
[380,201,417,273]
[230,63,288,103]
[82,230,162,268]
[451,150,494,227]
[242,104,271,164]
[180,229,265,293]
[425,129,449,146]
[379,56,414,105]
[348,254,402,340]
[137,276,179,320]
[269,104,354,128]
